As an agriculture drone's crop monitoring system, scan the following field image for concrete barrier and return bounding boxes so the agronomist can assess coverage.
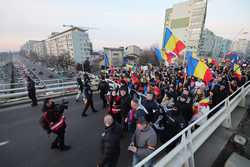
[224,153,250,167]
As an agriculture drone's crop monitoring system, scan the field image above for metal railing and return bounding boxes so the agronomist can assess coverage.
[0,81,77,94]
[135,81,250,167]
[0,72,102,104]
[0,78,73,90]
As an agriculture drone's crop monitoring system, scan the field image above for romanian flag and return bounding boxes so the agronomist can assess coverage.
[155,48,164,62]
[162,28,186,56]
[233,64,241,79]
[199,98,210,107]
[155,48,176,64]
[186,51,213,84]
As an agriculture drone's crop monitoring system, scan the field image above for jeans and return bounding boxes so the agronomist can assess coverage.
[132,154,153,167]
[76,91,85,102]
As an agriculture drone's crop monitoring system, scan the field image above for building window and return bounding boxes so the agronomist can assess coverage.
[171,17,190,29]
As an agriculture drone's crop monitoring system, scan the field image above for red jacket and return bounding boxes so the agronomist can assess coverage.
[43,111,66,133]
[109,96,121,114]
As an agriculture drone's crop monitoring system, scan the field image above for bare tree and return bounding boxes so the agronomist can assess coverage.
[139,48,159,66]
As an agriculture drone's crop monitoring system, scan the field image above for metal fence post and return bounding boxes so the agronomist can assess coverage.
[222,99,232,129]
[181,131,195,167]
[239,87,246,108]
[187,129,195,167]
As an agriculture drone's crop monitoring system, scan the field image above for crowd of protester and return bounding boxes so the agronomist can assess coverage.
[96,60,250,166]
[41,57,250,167]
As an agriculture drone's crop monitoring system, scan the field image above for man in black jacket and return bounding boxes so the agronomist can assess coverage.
[119,86,131,129]
[81,82,98,117]
[98,115,122,167]
[98,76,109,108]
[83,58,91,73]
[76,77,84,102]
[141,93,159,123]
[26,76,38,106]
[176,95,193,125]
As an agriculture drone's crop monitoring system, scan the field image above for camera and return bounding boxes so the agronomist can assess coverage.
[55,100,69,113]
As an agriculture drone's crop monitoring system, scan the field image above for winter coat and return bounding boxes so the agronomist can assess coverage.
[120,94,131,118]
[99,123,123,166]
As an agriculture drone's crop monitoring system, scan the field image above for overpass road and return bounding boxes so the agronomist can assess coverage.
[0,95,131,167]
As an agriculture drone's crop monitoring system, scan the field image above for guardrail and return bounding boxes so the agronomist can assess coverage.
[0,78,73,90]
[0,72,102,104]
[0,81,77,94]
[135,81,250,167]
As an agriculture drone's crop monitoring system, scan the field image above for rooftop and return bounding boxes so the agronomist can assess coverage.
[48,27,88,39]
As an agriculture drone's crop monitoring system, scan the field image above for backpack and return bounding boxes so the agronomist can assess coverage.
[100,81,109,93]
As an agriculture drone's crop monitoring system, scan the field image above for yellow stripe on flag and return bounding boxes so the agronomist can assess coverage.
[166,36,177,51]
[234,64,241,75]
[194,61,208,80]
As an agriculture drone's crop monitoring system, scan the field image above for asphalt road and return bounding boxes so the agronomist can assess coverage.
[0,95,132,167]
[16,55,60,81]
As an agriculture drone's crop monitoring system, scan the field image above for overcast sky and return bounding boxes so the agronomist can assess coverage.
[0,0,250,52]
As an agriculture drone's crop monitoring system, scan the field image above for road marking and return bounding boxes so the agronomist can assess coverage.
[0,140,9,146]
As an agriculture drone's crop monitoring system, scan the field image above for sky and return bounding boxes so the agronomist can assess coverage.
[0,0,250,52]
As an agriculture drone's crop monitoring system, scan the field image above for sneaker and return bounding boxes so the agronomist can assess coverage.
[81,113,88,117]
[60,145,71,151]
[50,144,59,149]
[92,110,98,113]
[31,103,38,107]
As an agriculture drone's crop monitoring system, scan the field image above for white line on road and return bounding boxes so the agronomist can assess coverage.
[0,140,9,146]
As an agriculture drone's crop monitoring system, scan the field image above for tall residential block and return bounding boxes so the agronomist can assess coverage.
[164,0,207,53]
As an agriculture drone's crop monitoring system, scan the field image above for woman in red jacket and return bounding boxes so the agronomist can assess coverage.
[109,89,122,124]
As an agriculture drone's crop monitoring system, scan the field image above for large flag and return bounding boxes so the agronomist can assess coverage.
[155,48,164,62]
[162,28,186,56]
[186,51,213,84]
